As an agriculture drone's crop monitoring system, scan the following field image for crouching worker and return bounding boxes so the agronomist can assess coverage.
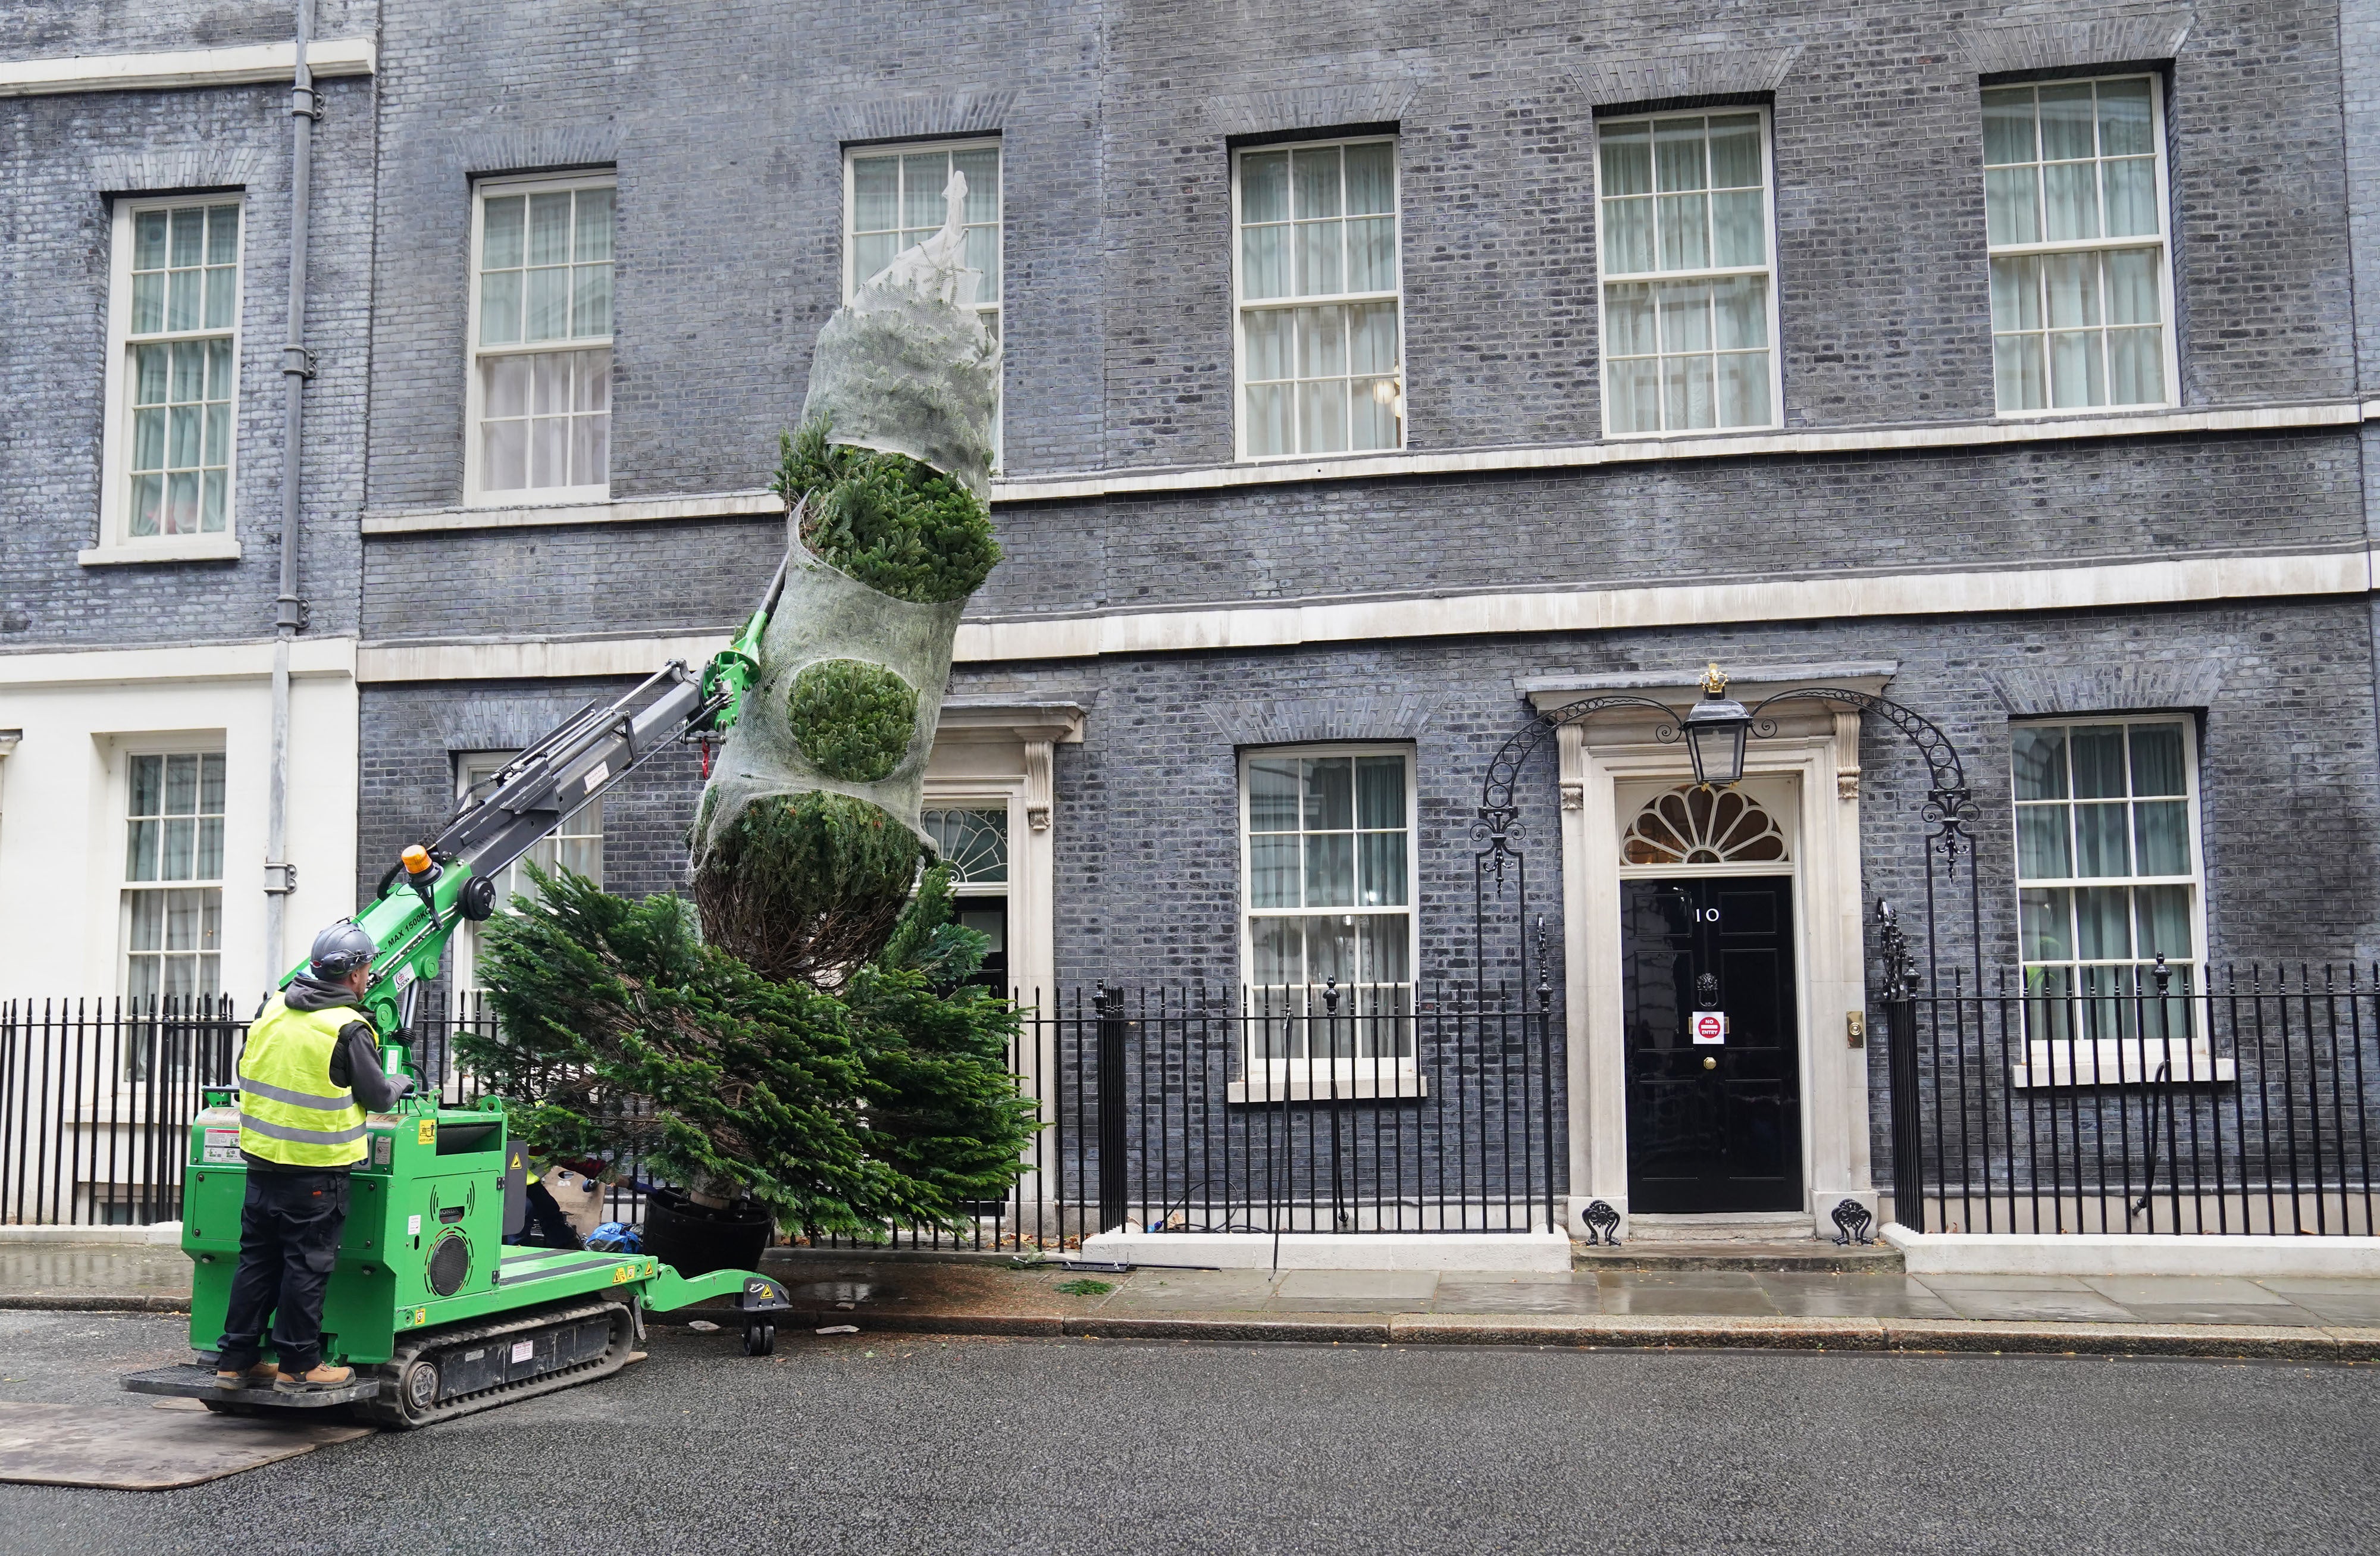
[215,922,414,1393]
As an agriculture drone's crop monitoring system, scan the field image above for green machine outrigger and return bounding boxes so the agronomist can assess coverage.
[123,559,796,1429]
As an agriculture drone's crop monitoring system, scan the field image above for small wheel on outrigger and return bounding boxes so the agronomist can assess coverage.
[743,1322,775,1357]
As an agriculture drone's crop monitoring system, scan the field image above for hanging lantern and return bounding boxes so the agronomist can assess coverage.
[1681,662,1752,788]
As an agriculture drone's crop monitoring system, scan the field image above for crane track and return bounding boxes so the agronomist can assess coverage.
[353,1296,640,1429]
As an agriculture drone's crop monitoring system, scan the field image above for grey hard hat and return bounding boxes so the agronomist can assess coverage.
[309,921,377,978]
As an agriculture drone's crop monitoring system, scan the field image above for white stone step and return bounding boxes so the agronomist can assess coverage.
[1623,1212,1814,1246]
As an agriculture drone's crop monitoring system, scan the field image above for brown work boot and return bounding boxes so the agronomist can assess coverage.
[214,1362,276,1389]
[273,1363,354,1393]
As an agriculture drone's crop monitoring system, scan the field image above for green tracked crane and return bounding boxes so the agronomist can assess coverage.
[123,560,800,1429]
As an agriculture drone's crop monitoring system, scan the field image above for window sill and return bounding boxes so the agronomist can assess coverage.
[2011,1039,2234,1089]
[79,536,242,566]
[1227,1073,1428,1104]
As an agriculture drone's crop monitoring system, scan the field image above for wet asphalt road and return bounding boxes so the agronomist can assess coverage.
[1,1309,2375,1555]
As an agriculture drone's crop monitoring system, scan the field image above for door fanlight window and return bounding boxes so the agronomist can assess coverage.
[1622,784,1787,866]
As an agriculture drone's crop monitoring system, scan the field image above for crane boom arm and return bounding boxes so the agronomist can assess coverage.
[293,550,790,1089]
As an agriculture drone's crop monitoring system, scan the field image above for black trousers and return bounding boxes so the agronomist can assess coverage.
[217,1169,350,1374]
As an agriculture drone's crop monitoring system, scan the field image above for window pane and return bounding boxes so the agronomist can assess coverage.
[202,203,239,264]
[1355,756,1405,829]
[1357,832,1407,907]
[130,892,163,951]
[165,472,199,533]
[2074,803,2131,877]
[1251,916,1301,987]
[1664,351,1715,430]
[205,402,230,468]
[133,407,165,471]
[132,271,165,334]
[2011,726,2068,799]
[2042,160,2099,242]
[134,209,170,270]
[131,474,162,536]
[2037,83,2097,161]
[852,156,897,231]
[1984,166,2040,246]
[1346,216,1396,292]
[1295,218,1342,296]
[1713,275,1767,349]
[2104,248,2160,326]
[902,154,947,229]
[127,818,159,881]
[1605,283,1656,356]
[1710,190,1765,267]
[2018,804,2072,880]
[207,337,235,400]
[202,471,227,531]
[1304,835,1354,907]
[480,269,522,346]
[2126,724,2184,795]
[204,265,237,330]
[170,207,203,267]
[1654,120,1707,192]
[527,192,572,266]
[1298,378,1347,453]
[2044,252,2102,329]
[1291,147,1342,219]
[484,354,530,418]
[953,148,999,224]
[531,414,568,487]
[572,262,612,337]
[483,418,527,490]
[1602,196,1655,274]
[1250,835,1299,908]
[2066,726,2125,796]
[2049,328,2104,409]
[525,265,568,342]
[1242,223,1288,301]
[2107,328,2163,406]
[1607,356,1659,433]
[1304,915,1355,991]
[200,752,226,812]
[1656,193,1709,270]
[1344,142,1395,214]
[1706,116,1761,187]
[571,409,609,487]
[1351,378,1398,449]
[1245,383,1290,456]
[1348,302,1397,375]
[2097,78,2154,156]
[1716,351,1769,427]
[1359,913,1411,988]
[1248,759,1299,831]
[1981,88,2037,167]
[2019,887,2069,962]
[482,196,525,268]
[575,347,611,413]
[161,816,195,880]
[1599,123,1652,196]
[574,186,614,262]
[1241,151,1289,223]
[2134,800,2190,876]
[1304,757,1353,830]
[2102,157,2158,239]
[533,350,571,415]
[1658,281,1712,352]
[853,231,897,288]
[135,344,170,405]
[168,267,199,331]
[2135,884,2191,959]
[2075,886,2131,960]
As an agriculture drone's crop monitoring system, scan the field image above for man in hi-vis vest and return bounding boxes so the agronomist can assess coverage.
[215,922,413,1392]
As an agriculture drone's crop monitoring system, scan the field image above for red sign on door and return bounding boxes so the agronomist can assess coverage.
[1691,1011,1728,1045]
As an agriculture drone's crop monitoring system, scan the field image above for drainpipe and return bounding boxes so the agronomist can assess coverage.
[263,0,319,988]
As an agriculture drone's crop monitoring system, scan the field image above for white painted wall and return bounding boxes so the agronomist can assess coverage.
[0,640,359,1003]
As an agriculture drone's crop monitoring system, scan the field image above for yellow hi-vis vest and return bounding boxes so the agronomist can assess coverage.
[237,995,372,1168]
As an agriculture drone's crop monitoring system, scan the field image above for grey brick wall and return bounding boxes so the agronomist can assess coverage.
[0,70,376,647]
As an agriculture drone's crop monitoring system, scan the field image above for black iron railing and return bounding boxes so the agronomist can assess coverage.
[0,997,243,1226]
[1881,962,2380,1236]
[3,984,1564,1245]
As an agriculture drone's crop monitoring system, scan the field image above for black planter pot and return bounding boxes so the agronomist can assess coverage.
[642,1187,773,1278]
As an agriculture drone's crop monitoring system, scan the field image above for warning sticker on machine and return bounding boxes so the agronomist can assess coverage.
[510,1340,535,1363]
[202,1128,240,1164]
[1691,1012,1728,1045]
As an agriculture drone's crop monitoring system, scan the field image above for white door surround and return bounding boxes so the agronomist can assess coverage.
[1530,665,1894,1241]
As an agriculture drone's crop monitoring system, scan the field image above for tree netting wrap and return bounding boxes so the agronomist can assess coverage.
[689,171,999,983]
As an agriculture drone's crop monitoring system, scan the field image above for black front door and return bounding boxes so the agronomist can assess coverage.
[1622,876,1802,1213]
